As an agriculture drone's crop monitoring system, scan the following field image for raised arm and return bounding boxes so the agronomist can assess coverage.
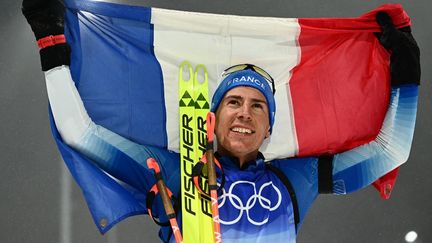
[330,12,420,196]
[22,0,180,233]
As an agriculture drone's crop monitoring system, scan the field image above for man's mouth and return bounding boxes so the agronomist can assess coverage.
[230,127,254,134]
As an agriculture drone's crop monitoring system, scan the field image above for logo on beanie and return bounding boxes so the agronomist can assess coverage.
[227,76,266,90]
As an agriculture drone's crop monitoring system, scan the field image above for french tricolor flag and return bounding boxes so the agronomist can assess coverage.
[64,0,412,158]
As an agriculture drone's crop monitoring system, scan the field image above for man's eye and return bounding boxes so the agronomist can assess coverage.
[253,103,263,109]
[227,100,239,105]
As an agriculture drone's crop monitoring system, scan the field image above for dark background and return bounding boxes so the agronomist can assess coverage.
[1,0,430,242]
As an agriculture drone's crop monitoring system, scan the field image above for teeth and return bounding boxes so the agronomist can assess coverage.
[231,127,253,134]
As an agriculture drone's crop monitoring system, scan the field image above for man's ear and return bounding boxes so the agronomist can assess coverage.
[265,129,270,139]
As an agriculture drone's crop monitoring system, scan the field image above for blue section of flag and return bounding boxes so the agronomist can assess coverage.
[55,0,170,233]
[49,111,148,233]
[64,0,167,148]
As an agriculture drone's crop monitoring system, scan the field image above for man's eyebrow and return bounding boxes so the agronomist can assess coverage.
[224,95,243,100]
[224,95,267,104]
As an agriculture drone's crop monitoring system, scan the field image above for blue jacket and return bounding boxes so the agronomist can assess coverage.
[156,152,318,242]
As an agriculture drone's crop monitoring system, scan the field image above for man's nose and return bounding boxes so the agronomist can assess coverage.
[237,104,252,120]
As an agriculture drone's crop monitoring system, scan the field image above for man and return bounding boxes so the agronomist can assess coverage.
[22,0,420,242]
[212,64,276,167]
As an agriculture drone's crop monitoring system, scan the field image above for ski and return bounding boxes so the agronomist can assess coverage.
[193,64,214,243]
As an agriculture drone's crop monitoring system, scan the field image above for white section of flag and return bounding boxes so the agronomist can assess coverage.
[152,8,301,159]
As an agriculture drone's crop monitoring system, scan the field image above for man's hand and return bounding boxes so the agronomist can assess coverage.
[22,0,70,71]
[22,0,65,40]
[376,11,421,85]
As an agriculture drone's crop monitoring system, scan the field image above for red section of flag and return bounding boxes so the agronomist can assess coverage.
[372,167,400,199]
[290,4,410,156]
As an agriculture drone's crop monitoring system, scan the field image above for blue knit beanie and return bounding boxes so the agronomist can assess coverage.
[211,69,276,133]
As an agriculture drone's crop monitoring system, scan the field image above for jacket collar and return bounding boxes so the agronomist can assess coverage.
[215,151,265,171]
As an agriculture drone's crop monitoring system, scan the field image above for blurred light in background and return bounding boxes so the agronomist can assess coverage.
[405,231,418,242]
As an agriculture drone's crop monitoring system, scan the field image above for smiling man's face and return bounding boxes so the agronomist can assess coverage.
[215,86,270,165]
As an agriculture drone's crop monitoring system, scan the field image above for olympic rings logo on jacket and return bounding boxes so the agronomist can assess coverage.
[218,180,282,226]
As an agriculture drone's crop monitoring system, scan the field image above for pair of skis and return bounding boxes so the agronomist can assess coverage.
[179,61,221,243]
[148,61,221,243]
